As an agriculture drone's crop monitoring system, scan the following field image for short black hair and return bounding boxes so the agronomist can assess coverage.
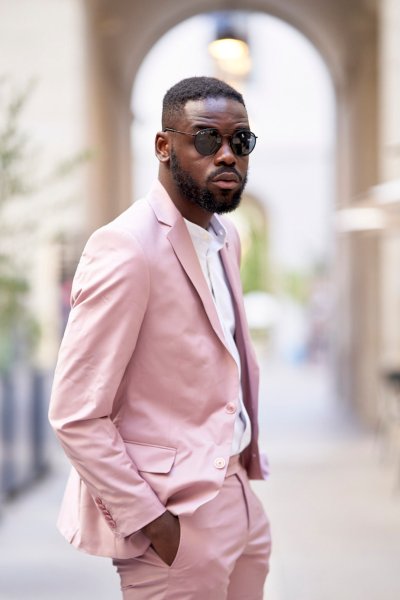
[162,76,245,129]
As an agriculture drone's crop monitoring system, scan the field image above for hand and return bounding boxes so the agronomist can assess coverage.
[142,510,180,566]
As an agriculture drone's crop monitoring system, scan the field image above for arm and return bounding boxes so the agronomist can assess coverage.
[49,226,166,538]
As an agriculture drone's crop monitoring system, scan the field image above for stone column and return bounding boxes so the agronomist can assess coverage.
[334,13,380,424]
[377,0,400,397]
[379,0,400,182]
[83,0,133,233]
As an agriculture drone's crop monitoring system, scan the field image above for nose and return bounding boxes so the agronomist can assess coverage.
[214,138,236,166]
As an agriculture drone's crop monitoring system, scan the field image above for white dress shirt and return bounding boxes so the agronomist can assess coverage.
[184,216,251,456]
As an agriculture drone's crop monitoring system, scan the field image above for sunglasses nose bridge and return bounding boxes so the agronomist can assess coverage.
[213,134,237,163]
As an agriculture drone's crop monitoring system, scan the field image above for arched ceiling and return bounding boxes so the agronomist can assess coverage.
[85,0,378,95]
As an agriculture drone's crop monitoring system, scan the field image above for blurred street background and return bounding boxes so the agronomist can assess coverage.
[1,0,400,598]
[1,360,400,599]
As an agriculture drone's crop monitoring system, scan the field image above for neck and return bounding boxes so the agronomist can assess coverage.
[158,173,212,229]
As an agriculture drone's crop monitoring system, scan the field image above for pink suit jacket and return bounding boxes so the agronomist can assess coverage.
[49,180,268,559]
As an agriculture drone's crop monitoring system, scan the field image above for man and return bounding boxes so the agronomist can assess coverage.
[49,76,271,599]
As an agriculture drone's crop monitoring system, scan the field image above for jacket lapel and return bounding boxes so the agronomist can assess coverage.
[220,242,260,423]
[147,181,258,421]
[220,242,258,367]
[167,221,228,347]
[146,182,227,348]
[219,243,246,335]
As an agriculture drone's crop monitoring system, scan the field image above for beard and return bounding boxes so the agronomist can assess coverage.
[170,149,247,214]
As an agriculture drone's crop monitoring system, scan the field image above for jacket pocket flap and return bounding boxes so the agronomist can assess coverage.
[124,441,176,474]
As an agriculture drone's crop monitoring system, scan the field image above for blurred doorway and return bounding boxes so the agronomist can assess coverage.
[131,11,335,373]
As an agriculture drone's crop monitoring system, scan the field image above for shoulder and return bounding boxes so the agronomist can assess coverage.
[74,200,154,289]
[85,197,156,259]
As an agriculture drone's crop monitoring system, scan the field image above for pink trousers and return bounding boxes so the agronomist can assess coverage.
[113,456,271,600]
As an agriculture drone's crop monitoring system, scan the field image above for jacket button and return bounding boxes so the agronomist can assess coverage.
[225,402,237,414]
[214,457,226,469]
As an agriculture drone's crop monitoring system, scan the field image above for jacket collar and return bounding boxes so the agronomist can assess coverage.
[146,181,237,352]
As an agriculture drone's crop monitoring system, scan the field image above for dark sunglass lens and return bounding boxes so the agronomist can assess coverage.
[231,131,256,156]
[195,129,221,155]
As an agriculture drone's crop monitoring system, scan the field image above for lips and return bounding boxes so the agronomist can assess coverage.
[211,171,241,190]
[212,172,240,183]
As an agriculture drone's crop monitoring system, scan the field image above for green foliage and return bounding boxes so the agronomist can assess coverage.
[279,261,329,305]
[236,200,271,295]
[0,80,36,369]
[241,220,270,294]
[0,267,40,370]
[46,149,92,182]
[0,77,87,370]
[280,270,310,304]
[0,78,36,205]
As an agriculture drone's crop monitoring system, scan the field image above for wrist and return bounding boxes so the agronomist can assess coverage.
[142,510,169,540]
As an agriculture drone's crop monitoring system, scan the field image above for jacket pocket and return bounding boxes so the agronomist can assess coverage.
[123,440,177,474]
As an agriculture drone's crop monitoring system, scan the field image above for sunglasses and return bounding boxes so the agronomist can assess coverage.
[164,127,257,156]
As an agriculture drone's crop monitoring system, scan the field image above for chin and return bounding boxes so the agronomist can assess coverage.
[213,194,242,214]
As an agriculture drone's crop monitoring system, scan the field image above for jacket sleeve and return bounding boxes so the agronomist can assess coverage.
[48,225,166,538]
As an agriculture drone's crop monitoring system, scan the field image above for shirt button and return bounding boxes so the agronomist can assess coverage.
[225,402,237,414]
[214,457,226,469]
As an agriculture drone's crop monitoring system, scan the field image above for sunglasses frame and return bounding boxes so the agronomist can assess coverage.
[163,127,257,157]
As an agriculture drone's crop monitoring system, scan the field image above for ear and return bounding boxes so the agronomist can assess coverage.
[155,131,170,163]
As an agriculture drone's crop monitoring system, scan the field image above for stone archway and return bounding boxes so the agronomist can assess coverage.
[82,0,380,422]
[83,0,377,226]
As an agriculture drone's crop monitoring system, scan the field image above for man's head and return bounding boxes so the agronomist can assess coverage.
[161,77,245,130]
[156,77,255,227]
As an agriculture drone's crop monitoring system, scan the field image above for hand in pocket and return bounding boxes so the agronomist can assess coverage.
[142,510,181,566]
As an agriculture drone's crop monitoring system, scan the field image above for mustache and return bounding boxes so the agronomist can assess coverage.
[207,166,243,183]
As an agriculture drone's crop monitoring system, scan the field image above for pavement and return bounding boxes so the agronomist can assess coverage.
[0,359,399,599]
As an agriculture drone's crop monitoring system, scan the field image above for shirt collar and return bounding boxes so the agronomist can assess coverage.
[184,215,227,255]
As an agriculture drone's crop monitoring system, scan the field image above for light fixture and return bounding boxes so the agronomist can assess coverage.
[208,12,252,78]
